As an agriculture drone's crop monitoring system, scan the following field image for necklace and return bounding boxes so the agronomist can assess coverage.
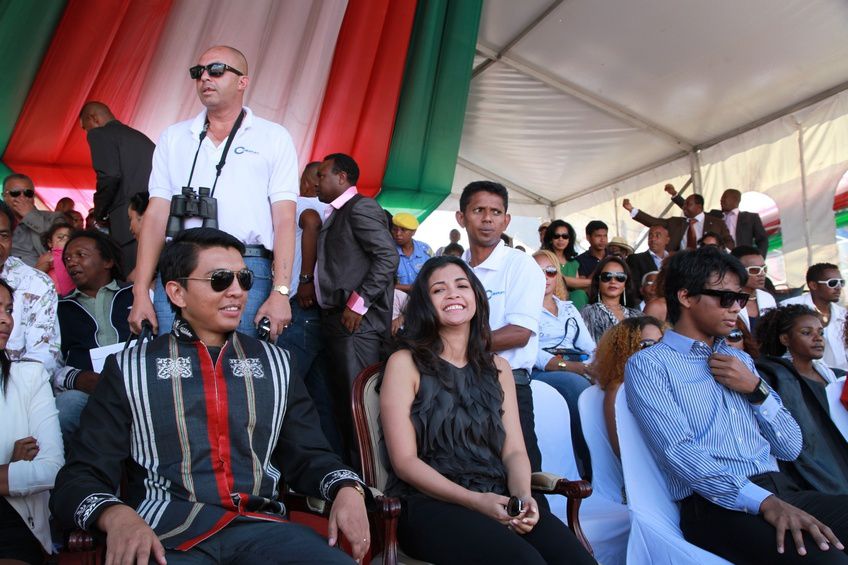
[813,303,831,325]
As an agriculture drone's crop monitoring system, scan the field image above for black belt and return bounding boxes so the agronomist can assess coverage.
[244,245,272,260]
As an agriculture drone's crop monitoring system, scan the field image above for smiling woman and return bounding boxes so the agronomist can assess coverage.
[380,255,595,564]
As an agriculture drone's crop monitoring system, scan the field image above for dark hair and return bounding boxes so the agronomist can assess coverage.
[756,304,820,357]
[0,200,16,232]
[698,231,723,247]
[443,242,464,256]
[128,191,150,215]
[459,181,508,213]
[0,279,12,393]
[2,173,33,191]
[64,229,124,281]
[585,220,608,237]
[41,218,72,249]
[158,228,245,313]
[734,318,760,359]
[541,220,577,260]
[323,153,360,186]
[687,193,705,207]
[730,245,763,260]
[588,255,635,304]
[395,255,497,381]
[664,246,748,324]
[806,263,839,284]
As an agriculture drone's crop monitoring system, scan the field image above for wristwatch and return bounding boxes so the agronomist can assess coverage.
[298,273,314,284]
[336,480,365,498]
[272,284,290,297]
[557,360,568,369]
[745,377,770,404]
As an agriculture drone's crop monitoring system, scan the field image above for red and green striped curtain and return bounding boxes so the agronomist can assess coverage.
[0,0,482,220]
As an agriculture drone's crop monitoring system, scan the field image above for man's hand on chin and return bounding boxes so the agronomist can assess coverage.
[327,486,370,563]
[97,504,167,565]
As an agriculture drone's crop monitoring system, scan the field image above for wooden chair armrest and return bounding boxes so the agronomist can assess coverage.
[531,472,593,498]
[530,472,594,557]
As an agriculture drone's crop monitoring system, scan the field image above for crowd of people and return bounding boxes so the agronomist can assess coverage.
[2,43,848,565]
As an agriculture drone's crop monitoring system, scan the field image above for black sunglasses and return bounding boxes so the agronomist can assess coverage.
[180,268,254,292]
[189,62,244,80]
[551,233,570,240]
[599,272,627,283]
[5,189,34,198]
[726,328,744,343]
[697,289,749,309]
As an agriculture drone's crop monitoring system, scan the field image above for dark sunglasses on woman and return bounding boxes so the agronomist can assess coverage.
[541,267,559,278]
[179,268,254,292]
[599,272,627,283]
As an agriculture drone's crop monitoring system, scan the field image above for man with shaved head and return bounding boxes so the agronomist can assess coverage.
[80,101,155,275]
[129,45,300,341]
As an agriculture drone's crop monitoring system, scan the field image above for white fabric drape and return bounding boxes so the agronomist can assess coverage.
[131,0,348,164]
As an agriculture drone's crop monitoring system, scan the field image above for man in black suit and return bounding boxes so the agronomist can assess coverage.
[623,188,731,253]
[627,224,670,301]
[668,186,768,256]
[315,153,397,457]
[80,101,155,275]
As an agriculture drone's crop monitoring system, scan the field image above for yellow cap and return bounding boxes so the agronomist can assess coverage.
[392,212,419,230]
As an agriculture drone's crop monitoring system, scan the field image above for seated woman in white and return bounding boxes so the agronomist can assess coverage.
[0,278,64,564]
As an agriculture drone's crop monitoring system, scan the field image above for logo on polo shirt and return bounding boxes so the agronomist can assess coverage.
[486,289,505,300]
[234,146,259,155]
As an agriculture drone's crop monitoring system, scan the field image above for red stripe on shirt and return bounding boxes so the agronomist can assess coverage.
[198,342,235,509]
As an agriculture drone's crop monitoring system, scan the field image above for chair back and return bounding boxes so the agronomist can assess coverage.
[615,388,731,564]
[351,363,390,491]
[826,377,848,442]
[578,385,624,503]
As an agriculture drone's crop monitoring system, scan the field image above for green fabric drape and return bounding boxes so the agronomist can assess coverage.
[376,0,482,220]
[0,0,67,179]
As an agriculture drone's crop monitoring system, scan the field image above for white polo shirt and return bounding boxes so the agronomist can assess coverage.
[148,107,298,249]
[463,241,544,372]
[781,292,848,371]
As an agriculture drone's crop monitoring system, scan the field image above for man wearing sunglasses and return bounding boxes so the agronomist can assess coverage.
[782,262,847,371]
[2,173,63,267]
[626,246,848,563]
[53,228,369,565]
[130,45,299,343]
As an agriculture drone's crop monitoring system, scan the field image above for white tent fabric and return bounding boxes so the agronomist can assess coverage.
[439,0,848,287]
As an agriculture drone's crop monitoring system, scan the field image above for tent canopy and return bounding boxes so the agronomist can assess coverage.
[454,0,848,209]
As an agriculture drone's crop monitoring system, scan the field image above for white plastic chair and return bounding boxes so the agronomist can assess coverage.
[575,384,630,565]
[614,389,732,565]
[826,377,848,442]
[531,380,579,517]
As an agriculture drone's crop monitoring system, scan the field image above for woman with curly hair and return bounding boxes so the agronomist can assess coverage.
[754,305,848,494]
[592,316,664,458]
[381,256,594,564]
[541,220,589,310]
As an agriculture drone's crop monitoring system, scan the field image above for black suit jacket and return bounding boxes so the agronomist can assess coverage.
[632,209,731,252]
[627,251,660,300]
[671,195,769,255]
[87,120,155,247]
[316,193,398,335]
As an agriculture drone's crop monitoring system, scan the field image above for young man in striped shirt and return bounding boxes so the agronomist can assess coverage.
[626,246,848,563]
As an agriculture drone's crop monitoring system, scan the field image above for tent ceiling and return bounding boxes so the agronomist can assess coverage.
[459,0,848,206]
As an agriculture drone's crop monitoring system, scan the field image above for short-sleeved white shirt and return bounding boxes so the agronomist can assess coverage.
[291,196,327,297]
[148,107,298,249]
[463,240,545,372]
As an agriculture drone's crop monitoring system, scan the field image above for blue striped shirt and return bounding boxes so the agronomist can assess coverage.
[624,330,802,514]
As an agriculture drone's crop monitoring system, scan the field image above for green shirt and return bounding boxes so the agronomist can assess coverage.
[67,279,121,345]
[561,260,588,311]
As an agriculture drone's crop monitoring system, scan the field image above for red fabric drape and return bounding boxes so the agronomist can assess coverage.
[310,0,417,198]
[3,0,172,209]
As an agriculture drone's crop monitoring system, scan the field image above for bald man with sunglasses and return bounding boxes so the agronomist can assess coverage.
[130,45,299,343]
